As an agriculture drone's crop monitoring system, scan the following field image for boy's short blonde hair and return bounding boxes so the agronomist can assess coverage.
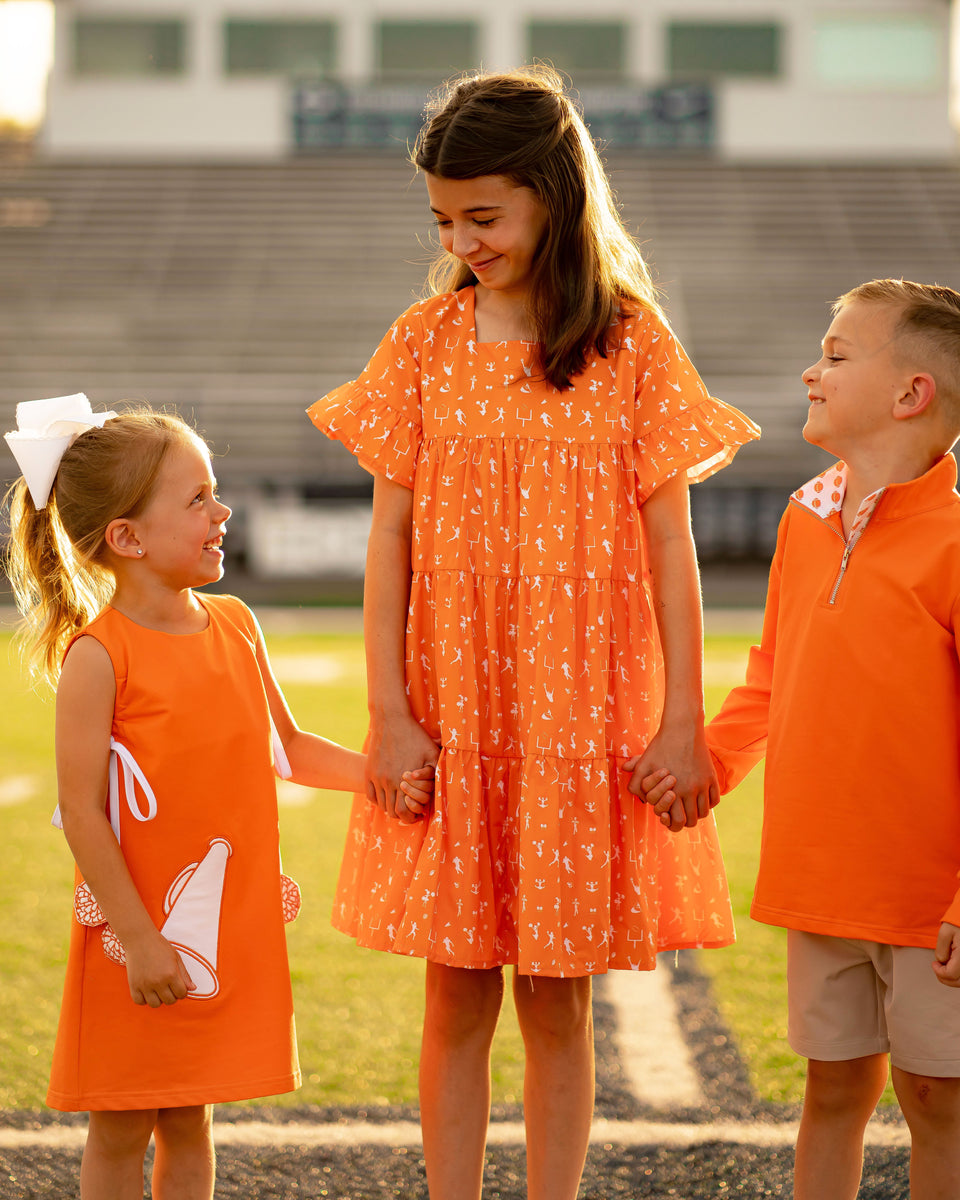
[835,279,960,425]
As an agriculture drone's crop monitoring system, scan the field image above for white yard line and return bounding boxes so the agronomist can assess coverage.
[605,968,703,1108]
[0,1116,907,1151]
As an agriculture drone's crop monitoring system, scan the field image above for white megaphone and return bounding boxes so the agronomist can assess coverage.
[160,838,233,1001]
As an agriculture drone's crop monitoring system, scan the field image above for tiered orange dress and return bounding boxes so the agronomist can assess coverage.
[309,289,759,977]
[47,594,300,1111]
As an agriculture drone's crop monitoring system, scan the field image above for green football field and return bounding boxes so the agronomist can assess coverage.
[0,621,807,1110]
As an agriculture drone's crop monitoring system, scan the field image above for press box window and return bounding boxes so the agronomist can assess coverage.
[74,18,186,76]
[376,21,477,82]
[224,20,337,76]
[813,16,942,91]
[526,21,627,82]
[668,21,781,79]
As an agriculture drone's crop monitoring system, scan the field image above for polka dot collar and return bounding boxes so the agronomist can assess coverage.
[792,462,884,546]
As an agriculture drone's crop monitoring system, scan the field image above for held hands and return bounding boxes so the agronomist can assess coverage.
[398,765,436,821]
[124,928,196,1008]
[623,724,719,833]
[366,711,439,823]
[934,922,960,987]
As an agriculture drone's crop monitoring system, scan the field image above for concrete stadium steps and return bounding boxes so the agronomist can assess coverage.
[3,155,960,505]
[609,159,960,489]
[0,372,358,489]
[0,157,434,489]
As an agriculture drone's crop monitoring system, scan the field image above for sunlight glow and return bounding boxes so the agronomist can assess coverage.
[0,0,54,129]
[952,1,960,133]
[0,2,957,138]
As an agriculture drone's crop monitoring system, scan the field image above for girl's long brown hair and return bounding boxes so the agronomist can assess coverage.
[412,66,663,390]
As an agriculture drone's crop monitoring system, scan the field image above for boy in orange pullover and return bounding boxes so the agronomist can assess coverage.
[634,279,960,1200]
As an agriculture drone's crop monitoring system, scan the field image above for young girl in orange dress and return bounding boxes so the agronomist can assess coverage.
[309,68,759,1200]
[3,395,431,1200]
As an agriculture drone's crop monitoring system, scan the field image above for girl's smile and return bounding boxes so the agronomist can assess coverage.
[133,435,232,588]
[801,300,907,455]
[425,173,547,310]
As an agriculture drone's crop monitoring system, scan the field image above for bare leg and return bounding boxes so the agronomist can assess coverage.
[793,1055,888,1200]
[81,1109,157,1200]
[892,1068,960,1200]
[513,973,594,1200]
[152,1104,215,1200]
[420,963,504,1200]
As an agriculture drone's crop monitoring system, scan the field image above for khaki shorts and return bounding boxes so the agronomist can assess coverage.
[787,930,960,1078]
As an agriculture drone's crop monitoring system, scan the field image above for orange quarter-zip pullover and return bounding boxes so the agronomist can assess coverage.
[707,454,960,947]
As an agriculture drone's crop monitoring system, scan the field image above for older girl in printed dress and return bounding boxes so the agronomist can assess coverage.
[310,67,759,1200]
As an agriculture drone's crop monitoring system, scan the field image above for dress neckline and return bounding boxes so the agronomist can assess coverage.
[465,286,537,348]
[106,591,212,637]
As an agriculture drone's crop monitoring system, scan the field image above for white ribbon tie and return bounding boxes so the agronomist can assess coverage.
[51,738,158,839]
[4,393,118,509]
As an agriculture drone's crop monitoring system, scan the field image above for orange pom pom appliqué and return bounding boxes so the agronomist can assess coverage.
[101,925,126,964]
[74,882,106,927]
[74,882,126,963]
[281,874,301,924]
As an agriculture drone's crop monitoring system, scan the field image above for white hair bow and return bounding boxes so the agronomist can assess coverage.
[4,393,118,510]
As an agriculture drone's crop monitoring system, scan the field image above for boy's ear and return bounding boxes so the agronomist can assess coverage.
[893,373,936,421]
[104,518,143,558]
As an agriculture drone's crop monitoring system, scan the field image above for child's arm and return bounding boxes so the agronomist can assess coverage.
[360,473,440,821]
[624,473,717,829]
[934,922,960,986]
[637,645,773,832]
[251,479,437,821]
[56,637,195,1007]
[251,617,434,809]
[253,628,366,793]
[632,509,786,831]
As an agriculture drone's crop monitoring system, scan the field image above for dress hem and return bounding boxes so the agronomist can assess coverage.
[45,1072,302,1113]
[332,920,734,976]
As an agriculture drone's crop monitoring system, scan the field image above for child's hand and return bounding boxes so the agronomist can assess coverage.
[624,725,719,832]
[934,922,960,987]
[366,712,439,823]
[624,760,687,831]
[399,765,435,822]
[632,765,685,829]
[124,929,196,1008]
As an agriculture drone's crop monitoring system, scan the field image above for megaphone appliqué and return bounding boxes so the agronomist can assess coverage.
[157,837,233,999]
[74,837,233,999]
[74,839,301,999]
[70,737,301,997]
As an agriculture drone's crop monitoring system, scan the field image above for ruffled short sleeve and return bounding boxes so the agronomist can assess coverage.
[308,305,424,488]
[631,310,760,500]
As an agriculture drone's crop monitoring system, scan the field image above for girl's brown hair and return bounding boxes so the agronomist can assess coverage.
[412,66,663,390]
[5,409,194,683]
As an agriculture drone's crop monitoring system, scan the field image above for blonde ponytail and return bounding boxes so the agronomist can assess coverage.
[4,409,192,685]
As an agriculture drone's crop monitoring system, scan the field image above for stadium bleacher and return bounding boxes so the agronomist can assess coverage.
[2,152,960,559]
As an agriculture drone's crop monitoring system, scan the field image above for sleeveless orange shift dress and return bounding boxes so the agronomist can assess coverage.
[309,290,760,977]
[47,594,301,1111]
